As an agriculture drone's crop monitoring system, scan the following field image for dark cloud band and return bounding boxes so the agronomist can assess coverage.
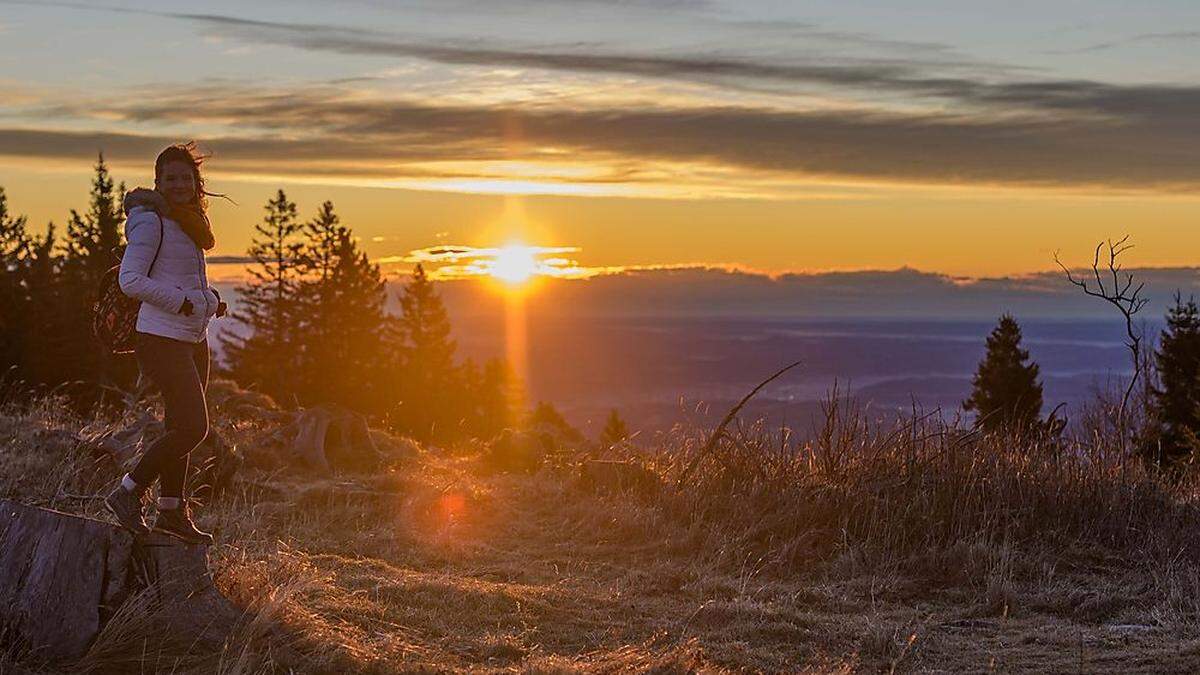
[9,85,1199,192]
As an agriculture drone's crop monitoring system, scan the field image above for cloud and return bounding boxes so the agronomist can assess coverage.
[165,12,1045,107]
[424,264,1200,321]
[206,255,256,265]
[9,82,1200,193]
[4,4,1200,194]
[53,4,1200,125]
[137,10,1200,136]
[398,244,593,280]
[9,2,1194,125]
[8,2,1025,96]
[1049,31,1200,55]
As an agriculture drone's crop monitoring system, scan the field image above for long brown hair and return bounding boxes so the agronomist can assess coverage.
[154,142,226,250]
[153,142,226,211]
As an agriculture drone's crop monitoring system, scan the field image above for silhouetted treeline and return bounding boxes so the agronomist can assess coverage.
[222,189,520,442]
[965,307,1200,472]
[0,160,519,442]
[0,155,138,401]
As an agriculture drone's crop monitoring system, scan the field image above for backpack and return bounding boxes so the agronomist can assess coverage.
[93,214,164,355]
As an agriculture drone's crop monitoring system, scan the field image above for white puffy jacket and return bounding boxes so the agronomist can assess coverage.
[118,206,220,343]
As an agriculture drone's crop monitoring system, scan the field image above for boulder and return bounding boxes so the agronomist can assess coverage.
[0,499,238,663]
[481,429,550,473]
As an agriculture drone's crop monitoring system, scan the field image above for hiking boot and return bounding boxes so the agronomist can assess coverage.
[104,483,150,535]
[154,501,213,545]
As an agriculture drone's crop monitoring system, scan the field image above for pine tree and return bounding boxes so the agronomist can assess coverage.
[963,314,1044,432]
[62,154,124,285]
[0,187,31,375]
[389,264,458,440]
[1149,293,1200,467]
[528,401,583,442]
[21,224,72,388]
[293,201,387,412]
[56,155,128,390]
[478,358,519,435]
[224,190,304,403]
[599,409,629,446]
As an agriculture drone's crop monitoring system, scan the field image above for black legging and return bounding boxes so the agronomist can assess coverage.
[128,332,210,497]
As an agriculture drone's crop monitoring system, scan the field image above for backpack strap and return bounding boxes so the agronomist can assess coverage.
[146,213,165,276]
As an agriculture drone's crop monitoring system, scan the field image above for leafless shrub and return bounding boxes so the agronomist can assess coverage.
[1055,236,1150,435]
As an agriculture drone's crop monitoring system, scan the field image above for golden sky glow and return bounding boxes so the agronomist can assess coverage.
[2,1,1199,278]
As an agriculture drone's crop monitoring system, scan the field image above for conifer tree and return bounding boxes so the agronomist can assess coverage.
[599,409,630,446]
[62,154,124,285]
[1149,293,1200,467]
[964,314,1044,431]
[529,401,584,442]
[57,155,128,389]
[294,201,387,412]
[0,187,31,374]
[224,190,304,403]
[478,358,519,435]
[389,263,458,439]
[0,187,30,261]
[21,224,72,388]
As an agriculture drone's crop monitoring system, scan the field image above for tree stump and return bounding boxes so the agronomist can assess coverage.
[0,499,238,663]
[267,404,381,472]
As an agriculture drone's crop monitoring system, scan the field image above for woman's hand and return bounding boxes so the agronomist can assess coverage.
[179,289,210,317]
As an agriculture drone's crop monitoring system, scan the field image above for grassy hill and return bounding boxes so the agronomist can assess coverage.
[2,385,1199,673]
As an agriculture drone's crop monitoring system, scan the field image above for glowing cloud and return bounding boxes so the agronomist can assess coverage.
[401,244,599,281]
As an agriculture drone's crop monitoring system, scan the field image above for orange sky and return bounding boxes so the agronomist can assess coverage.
[3,159,1198,279]
[2,1,1199,279]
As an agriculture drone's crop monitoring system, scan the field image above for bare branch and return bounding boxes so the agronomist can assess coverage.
[1056,236,1148,432]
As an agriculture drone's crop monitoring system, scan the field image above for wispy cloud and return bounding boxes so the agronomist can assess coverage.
[8,81,1200,194]
[104,7,1200,126]
[6,2,1026,98]
[1048,30,1200,55]
[4,2,1200,196]
[397,244,598,279]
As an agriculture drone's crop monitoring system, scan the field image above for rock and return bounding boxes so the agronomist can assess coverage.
[481,429,549,473]
[206,378,284,422]
[0,499,239,663]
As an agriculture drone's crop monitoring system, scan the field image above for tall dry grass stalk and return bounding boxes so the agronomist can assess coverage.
[622,392,1200,578]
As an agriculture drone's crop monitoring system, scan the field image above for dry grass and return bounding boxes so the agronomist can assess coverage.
[2,388,1200,673]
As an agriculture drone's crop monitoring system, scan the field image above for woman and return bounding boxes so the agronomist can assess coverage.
[104,143,226,544]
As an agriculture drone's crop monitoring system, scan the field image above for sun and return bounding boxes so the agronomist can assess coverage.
[490,244,539,285]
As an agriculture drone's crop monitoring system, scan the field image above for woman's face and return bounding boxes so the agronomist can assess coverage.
[157,160,196,206]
